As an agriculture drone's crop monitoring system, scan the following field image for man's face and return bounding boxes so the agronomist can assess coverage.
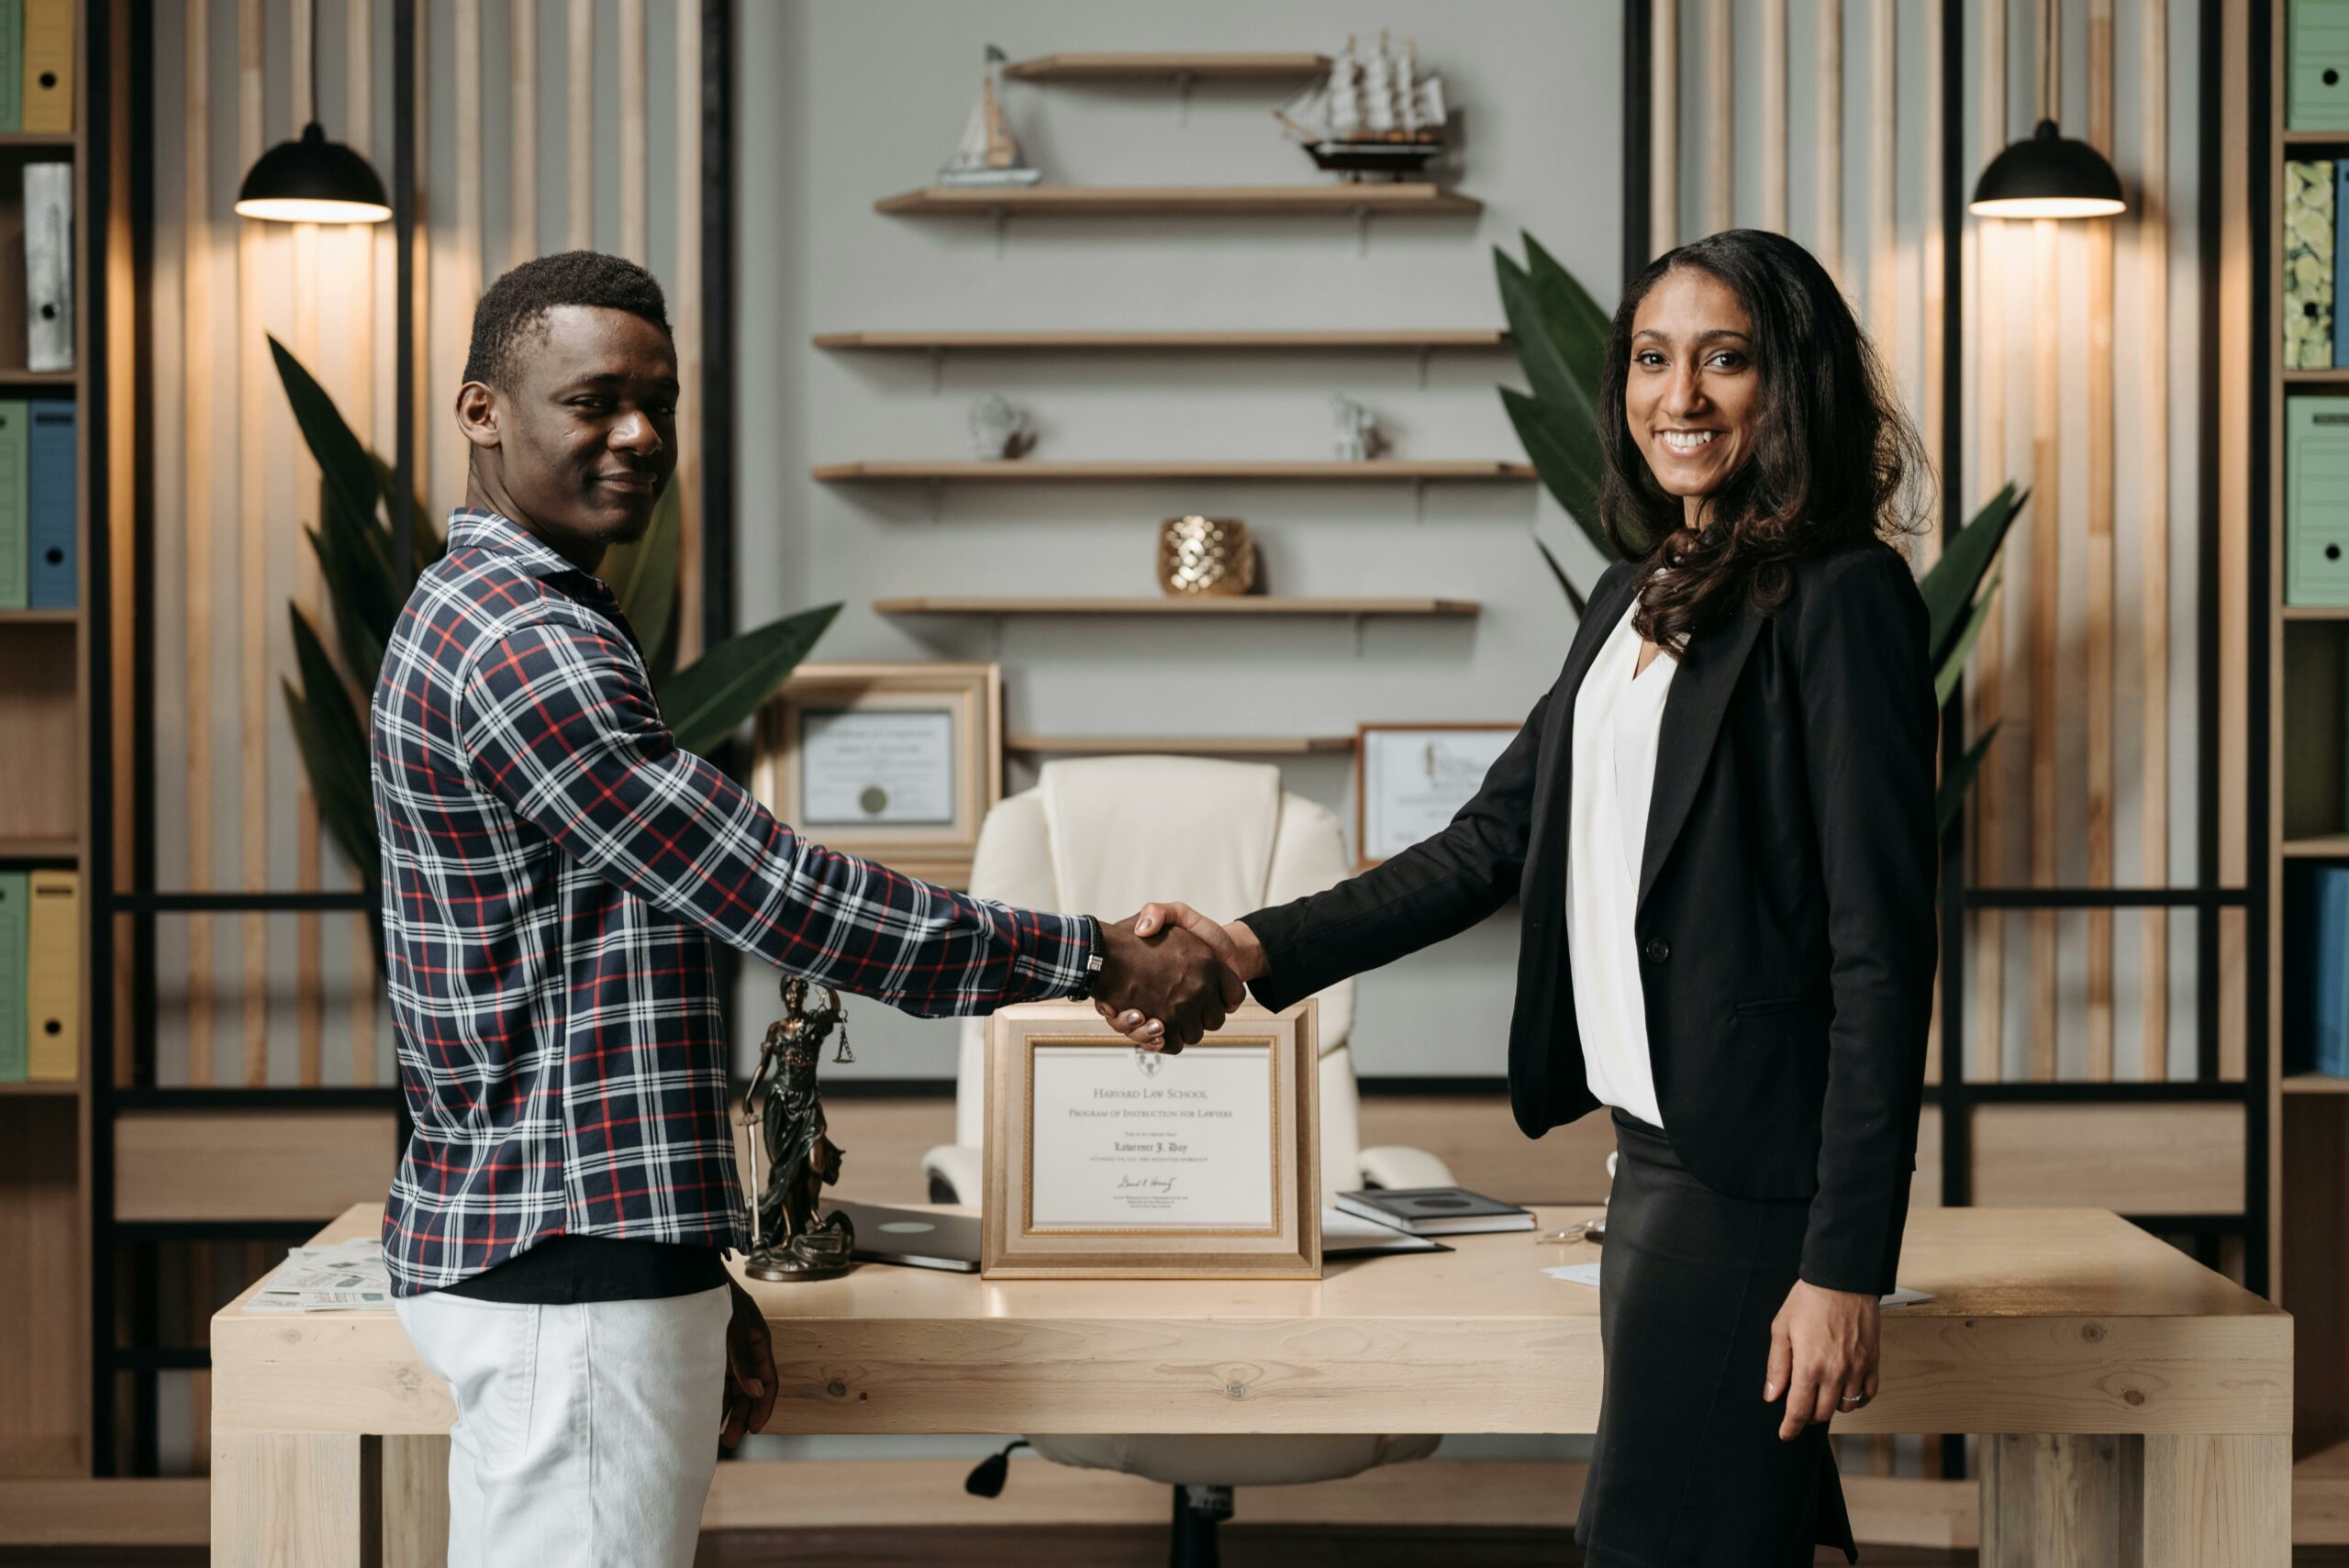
[472,304,679,554]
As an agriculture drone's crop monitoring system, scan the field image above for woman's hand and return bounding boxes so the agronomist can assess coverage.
[1763,1279,1879,1440]
[721,1280,777,1451]
[1096,903,1267,1046]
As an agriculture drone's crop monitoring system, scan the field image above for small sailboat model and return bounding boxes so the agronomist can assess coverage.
[939,44,1042,187]
[1275,32,1449,180]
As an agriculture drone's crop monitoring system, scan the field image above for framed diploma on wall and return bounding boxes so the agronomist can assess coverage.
[751,663,1002,888]
[981,1002,1320,1280]
[1354,723,1520,869]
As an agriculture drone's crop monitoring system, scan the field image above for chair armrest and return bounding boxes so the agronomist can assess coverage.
[1356,1144,1455,1190]
[920,1143,984,1207]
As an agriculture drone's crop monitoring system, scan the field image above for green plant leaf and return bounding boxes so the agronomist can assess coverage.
[284,606,379,880]
[1933,566,1999,710]
[602,484,680,672]
[1531,531,1586,617]
[1936,724,1998,840]
[307,496,395,693]
[1920,484,2025,669]
[1500,386,1612,559]
[270,336,383,542]
[658,603,843,757]
[1521,230,1613,374]
[1495,247,1586,425]
[369,453,446,574]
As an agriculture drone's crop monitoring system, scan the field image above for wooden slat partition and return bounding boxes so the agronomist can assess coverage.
[293,217,321,1085]
[1867,0,1895,354]
[2139,0,2171,1082]
[1650,0,1676,254]
[238,0,268,1084]
[567,0,593,250]
[620,0,647,262]
[1705,0,1731,237]
[511,0,535,268]
[183,0,215,1084]
[2085,0,2117,1080]
[346,0,376,1085]
[2029,214,2060,1081]
[1759,0,1787,232]
[1816,0,1842,284]
[1920,0,1943,569]
[1972,0,2009,1087]
[675,0,703,658]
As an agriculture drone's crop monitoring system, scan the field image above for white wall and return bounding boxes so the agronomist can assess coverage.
[732,0,1624,1083]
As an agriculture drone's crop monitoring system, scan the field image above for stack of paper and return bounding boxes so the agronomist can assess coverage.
[247,1238,393,1313]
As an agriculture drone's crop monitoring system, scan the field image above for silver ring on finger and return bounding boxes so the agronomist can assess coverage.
[1838,1392,1865,1407]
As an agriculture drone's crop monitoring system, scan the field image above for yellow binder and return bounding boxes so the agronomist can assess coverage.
[19,0,70,135]
[25,868,76,1082]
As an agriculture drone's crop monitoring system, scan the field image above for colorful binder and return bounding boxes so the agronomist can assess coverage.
[18,0,70,135]
[23,159,70,373]
[0,401,22,611]
[23,868,75,1083]
[25,399,70,608]
[2335,161,2349,368]
[0,0,26,134]
[2288,160,2336,371]
[0,872,25,1083]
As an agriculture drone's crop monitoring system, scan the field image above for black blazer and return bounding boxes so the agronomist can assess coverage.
[1247,539,1938,1296]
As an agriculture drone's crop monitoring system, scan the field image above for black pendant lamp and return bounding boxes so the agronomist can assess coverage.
[1968,3,2125,220]
[234,0,390,223]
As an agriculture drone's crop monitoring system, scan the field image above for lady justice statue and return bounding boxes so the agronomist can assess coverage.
[741,975,856,1281]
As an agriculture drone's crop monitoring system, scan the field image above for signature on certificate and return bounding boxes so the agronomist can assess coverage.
[1117,1175,1178,1195]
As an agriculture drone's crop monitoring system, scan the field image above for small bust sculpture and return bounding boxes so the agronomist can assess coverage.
[742,975,856,1281]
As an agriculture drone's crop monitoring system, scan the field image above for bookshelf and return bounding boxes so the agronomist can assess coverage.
[873,183,1484,219]
[2271,0,2349,1532]
[0,0,95,1485]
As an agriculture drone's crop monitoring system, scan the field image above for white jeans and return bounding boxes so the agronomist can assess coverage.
[395,1284,732,1568]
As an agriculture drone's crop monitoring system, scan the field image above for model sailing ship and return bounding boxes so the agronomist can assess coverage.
[1275,32,1449,179]
[939,44,1042,187]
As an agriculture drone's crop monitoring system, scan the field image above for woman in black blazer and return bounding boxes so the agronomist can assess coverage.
[1105,228,1937,1565]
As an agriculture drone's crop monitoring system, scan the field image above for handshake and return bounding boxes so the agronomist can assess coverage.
[1090,902,1269,1051]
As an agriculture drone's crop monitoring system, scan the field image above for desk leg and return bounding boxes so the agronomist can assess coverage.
[2138,1434,2289,1568]
[1979,1432,2288,1568]
[210,1434,374,1568]
[381,1434,451,1568]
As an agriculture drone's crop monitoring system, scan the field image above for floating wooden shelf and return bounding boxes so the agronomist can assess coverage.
[0,369,76,388]
[876,595,1478,617]
[2283,836,2349,857]
[2285,128,2349,146]
[0,609,78,627]
[2283,605,2349,620]
[813,328,1510,353]
[1008,734,1357,757]
[1004,51,1328,82]
[816,459,1534,483]
[874,183,1483,218]
[0,133,72,150]
[2285,368,2349,386]
[0,835,79,859]
[2284,1073,2349,1095]
[0,1082,78,1097]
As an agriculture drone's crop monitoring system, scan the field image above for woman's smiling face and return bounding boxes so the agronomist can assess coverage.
[1625,266,1759,512]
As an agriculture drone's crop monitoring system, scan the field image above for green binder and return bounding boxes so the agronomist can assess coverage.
[0,873,26,1083]
[0,401,21,611]
[0,0,23,135]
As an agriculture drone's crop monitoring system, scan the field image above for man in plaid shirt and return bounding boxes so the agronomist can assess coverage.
[374,252,1238,1568]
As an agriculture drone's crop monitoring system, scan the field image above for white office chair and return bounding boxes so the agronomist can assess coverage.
[920,756,1449,1566]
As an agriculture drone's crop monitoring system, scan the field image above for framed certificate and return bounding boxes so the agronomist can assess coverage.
[752,663,1001,887]
[981,1001,1320,1279]
[1355,723,1520,869]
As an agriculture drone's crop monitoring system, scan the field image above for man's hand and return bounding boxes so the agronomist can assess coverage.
[1092,914,1244,1051]
[1096,903,1267,1048]
[721,1279,776,1451]
[1763,1279,1879,1440]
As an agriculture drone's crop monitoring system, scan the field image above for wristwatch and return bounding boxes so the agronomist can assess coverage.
[1072,915,1108,1001]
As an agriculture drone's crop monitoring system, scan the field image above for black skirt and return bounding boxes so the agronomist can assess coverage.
[1574,1108,1859,1568]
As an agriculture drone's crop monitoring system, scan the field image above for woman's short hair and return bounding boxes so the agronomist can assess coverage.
[1598,228,1926,651]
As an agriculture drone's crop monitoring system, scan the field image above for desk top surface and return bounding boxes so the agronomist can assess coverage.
[227,1203,2280,1327]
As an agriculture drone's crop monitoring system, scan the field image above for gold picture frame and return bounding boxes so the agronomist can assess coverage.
[751,662,1002,889]
[981,1001,1320,1280]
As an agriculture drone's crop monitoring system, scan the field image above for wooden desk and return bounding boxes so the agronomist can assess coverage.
[210,1205,2288,1567]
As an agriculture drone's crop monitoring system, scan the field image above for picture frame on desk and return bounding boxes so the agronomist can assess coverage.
[1354,723,1520,870]
[751,662,1001,890]
[981,1001,1320,1280]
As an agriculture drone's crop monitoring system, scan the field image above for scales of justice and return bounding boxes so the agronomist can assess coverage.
[740,976,857,1282]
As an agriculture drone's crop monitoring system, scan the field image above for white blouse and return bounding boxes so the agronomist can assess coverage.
[1564,586,1676,1131]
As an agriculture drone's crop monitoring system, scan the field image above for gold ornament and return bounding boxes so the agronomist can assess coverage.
[1157,515,1257,597]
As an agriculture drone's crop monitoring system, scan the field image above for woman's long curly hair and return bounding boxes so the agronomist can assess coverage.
[1598,228,1927,654]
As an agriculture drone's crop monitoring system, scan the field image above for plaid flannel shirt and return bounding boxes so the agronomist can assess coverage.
[376,509,1096,1296]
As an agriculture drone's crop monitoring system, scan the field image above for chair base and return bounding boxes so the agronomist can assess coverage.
[1170,1484,1232,1568]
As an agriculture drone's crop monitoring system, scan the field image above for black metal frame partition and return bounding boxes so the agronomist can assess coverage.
[1615,0,2269,1297]
[86,0,740,1474]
